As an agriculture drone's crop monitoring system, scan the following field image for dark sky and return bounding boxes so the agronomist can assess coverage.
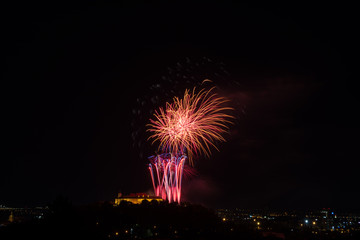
[2,2,359,210]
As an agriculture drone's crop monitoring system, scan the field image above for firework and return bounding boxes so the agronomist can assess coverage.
[131,57,239,160]
[147,87,233,165]
[146,86,233,203]
[148,153,186,203]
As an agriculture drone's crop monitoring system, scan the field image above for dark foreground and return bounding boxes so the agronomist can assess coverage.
[1,199,359,240]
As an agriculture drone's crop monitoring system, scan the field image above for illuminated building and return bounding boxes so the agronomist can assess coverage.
[8,211,14,223]
[114,193,163,205]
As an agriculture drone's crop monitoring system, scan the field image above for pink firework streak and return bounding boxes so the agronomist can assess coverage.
[147,87,233,203]
[148,153,186,203]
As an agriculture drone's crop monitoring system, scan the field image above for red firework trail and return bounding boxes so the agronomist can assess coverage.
[148,154,186,203]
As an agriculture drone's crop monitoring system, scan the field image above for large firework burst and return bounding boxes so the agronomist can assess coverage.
[147,86,233,165]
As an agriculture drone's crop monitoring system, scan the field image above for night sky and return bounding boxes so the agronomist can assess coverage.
[2,2,359,210]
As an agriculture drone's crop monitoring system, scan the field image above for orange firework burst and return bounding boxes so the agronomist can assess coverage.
[147,87,233,165]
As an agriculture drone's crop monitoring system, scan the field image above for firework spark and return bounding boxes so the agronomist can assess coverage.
[147,87,233,165]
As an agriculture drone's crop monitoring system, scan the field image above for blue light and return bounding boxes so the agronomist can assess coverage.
[331,212,334,215]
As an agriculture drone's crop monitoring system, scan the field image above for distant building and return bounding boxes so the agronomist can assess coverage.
[114,193,163,205]
[8,211,14,223]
